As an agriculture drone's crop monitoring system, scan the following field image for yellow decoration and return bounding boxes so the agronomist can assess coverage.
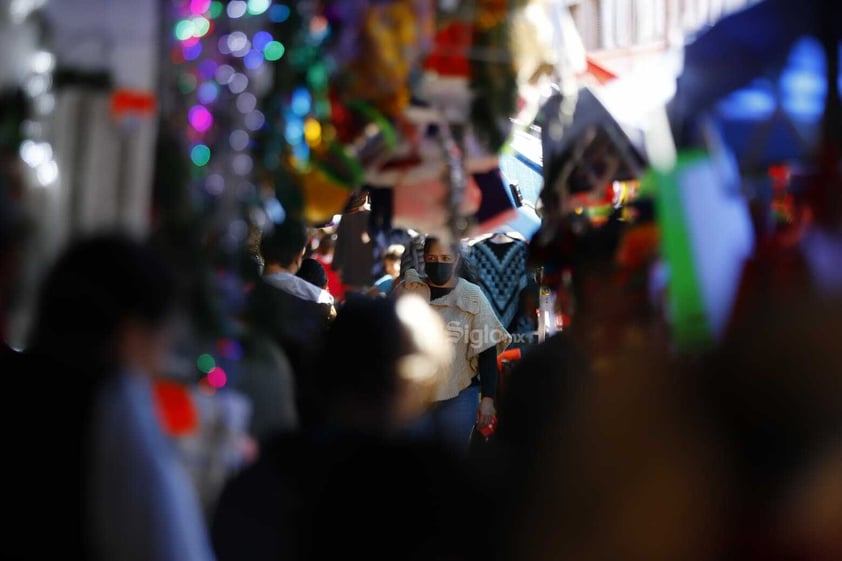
[343,0,428,117]
[304,118,322,146]
[299,167,352,224]
[477,0,509,30]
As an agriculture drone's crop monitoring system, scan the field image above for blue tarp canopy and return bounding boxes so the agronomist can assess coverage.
[670,0,842,169]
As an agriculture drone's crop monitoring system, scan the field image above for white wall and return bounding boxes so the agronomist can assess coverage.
[42,0,160,240]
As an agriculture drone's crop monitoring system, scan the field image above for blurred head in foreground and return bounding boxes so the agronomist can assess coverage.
[28,233,176,379]
[317,294,450,434]
[297,257,328,290]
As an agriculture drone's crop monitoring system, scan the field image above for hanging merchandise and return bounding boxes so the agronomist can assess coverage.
[470,168,520,235]
[651,120,755,352]
[467,233,530,330]
[536,283,557,343]
[332,195,375,290]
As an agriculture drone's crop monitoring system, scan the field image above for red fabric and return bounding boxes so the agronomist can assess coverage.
[152,380,198,436]
[110,89,157,116]
[314,255,346,302]
[422,21,472,77]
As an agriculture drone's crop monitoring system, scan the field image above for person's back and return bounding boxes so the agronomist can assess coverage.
[212,295,466,561]
[245,219,332,429]
[7,234,214,561]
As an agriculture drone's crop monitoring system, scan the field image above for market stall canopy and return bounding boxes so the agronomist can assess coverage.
[669,0,842,168]
[539,87,647,203]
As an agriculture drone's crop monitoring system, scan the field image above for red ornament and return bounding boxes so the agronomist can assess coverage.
[422,21,472,78]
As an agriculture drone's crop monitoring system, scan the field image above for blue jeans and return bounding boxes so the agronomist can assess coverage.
[405,384,479,455]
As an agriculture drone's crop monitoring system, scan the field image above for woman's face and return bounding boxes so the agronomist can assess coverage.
[423,240,459,287]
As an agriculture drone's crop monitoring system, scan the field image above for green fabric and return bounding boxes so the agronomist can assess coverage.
[652,151,714,352]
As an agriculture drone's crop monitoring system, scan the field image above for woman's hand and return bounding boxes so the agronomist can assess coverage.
[476,396,495,428]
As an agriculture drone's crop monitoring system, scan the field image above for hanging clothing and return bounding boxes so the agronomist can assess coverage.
[468,237,530,331]
[333,208,375,288]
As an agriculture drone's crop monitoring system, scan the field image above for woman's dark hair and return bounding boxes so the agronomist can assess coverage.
[423,236,478,284]
[29,233,176,377]
[297,257,328,289]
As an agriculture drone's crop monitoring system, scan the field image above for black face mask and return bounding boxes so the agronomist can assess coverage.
[425,262,455,286]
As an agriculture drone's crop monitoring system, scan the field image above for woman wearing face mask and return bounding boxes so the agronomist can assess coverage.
[411,236,512,455]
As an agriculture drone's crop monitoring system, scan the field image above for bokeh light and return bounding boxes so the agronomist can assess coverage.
[227,31,248,53]
[284,119,303,143]
[265,197,285,223]
[188,105,214,132]
[178,73,198,93]
[207,366,227,388]
[232,153,254,175]
[244,50,264,70]
[307,64,328,90]
[227,0,246,18]
[208,1,223,19]
[197,59,218,80]
[36,160,59,186]
[189,0,211,15]
[217,35,232,55]
[229,129,250,151]
[174,20,196,41]
[197,82,219,104]
[263,41,285,61]
[228,73,249,94]
[182,41,202,61]
[206,173,225,195]
[191,144,211,166]
[245,110,265,131]
[20,140,52,167]
[215,64,235,84]
[292,142,310,168]
[252,31,273,51]
[247,0,271,16]
[291,87,312,116]
[304,118,322,145]
[196,353,215,373]
[268,4,290,23]
[309,15,329,42]
[217,338,245,361]
[236,92,257,113]
[191,16,211,38]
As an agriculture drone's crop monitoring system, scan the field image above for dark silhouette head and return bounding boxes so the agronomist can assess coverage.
[28,233,176,379]
[260,218,308,270]
[317,295,448,433]
[297,257,328,290]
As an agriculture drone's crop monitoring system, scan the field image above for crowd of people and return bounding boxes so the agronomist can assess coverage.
[2,197,841,560]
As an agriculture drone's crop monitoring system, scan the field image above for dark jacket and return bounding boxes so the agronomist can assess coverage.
[244,280,331,428]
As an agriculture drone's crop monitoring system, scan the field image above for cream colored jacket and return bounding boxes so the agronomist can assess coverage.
[430,278,512,401]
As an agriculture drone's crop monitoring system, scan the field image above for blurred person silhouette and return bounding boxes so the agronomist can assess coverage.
[312,229,345,302]
[235,330,299,442]
[8,234,215,560]
[700,294,842,561]
[486,205,730,561]
[0,188,27,353]
[296,257,329,292]
[211,294,462,561]
[404,236,512,456]
[368,244,405,296]
[0,132,30,353]
[245,218,333,429]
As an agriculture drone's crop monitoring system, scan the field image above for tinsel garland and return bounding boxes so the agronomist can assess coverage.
[249,0,525,225]
[469,5,520,153]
